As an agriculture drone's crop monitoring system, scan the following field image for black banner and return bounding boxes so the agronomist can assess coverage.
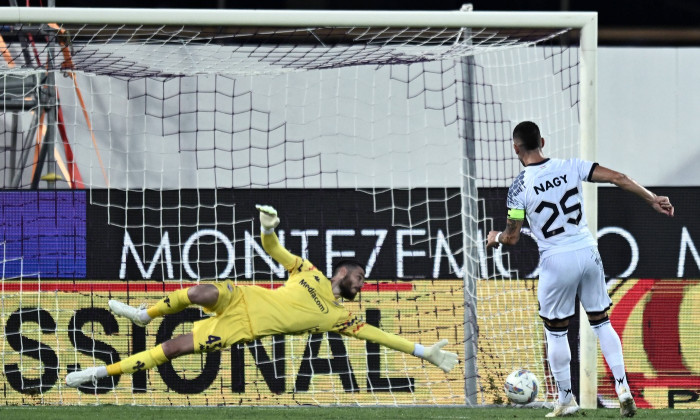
[481,186,698,279]
[598,187,699,278]
[4,187,693,280]
[87,189,463,280]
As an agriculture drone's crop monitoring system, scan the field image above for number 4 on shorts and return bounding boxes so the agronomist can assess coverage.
[205,335,221,345]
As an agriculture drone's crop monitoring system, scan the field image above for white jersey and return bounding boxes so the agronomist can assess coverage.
[506,158,598,259]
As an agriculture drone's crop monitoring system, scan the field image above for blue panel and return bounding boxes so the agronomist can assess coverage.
[0,191,86,278]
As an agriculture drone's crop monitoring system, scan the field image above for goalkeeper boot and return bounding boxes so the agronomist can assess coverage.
[65,366,100,388]
[109,299,150,327]
[618,388,637,418]
[545,397,580,417]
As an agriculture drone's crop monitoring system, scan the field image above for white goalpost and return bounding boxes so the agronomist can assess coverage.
[0,7,598,407]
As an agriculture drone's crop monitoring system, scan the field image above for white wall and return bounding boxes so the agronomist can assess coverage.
[599,48,700,186]
[3,46,697,189]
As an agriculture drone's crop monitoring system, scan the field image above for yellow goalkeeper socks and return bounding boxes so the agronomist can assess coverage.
[106,344,169,376]
[146,288,191,319]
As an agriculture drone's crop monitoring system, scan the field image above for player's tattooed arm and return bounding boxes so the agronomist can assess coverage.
[592,165,674,217]
[486,218,523,248]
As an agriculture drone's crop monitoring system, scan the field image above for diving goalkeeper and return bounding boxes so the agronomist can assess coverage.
[66,205,458,388]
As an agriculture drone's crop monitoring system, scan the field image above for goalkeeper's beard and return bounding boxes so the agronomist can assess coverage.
[338,275,359,301]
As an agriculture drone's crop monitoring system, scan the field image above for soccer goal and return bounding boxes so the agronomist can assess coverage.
[0,6,598,407]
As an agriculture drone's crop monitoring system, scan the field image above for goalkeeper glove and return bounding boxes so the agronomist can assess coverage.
[417,339,458,373]
[256,204,280,233]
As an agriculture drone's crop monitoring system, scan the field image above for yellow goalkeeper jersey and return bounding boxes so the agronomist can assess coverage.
[240,232,414,355]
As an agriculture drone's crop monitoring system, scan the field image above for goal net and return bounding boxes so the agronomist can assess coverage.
[0,8,595,406]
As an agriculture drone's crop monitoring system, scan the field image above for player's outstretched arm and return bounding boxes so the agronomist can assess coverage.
[590,165,674,217]
[342,322,458,373]
[256,204,280,232]
[256,204,299,270]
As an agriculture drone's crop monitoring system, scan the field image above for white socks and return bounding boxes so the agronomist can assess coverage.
[137,309,152,324]
[591,317,630,397]
[413,343,425,358]
[544,325,573,404]
[544,317,631,404]
[95,365,108,378]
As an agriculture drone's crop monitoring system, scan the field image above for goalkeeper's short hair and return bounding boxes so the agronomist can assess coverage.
[332,259,363,276]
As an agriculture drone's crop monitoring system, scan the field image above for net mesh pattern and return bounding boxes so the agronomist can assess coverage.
[1,18,580,406]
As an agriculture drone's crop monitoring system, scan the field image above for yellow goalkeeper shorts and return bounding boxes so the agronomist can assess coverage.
[191,280,254,353]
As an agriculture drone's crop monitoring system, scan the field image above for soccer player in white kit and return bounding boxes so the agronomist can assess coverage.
[486,121,674,417]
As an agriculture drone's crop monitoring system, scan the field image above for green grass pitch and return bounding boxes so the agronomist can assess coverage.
[1,406,699,420]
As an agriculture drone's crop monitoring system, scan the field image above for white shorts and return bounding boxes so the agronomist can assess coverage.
[538,246,612,321]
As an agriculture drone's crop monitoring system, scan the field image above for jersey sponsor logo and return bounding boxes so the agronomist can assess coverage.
[533,174,568,195]
[299,278,329,314]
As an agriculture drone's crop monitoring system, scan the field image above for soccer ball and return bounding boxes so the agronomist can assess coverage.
[504,369,539,404]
